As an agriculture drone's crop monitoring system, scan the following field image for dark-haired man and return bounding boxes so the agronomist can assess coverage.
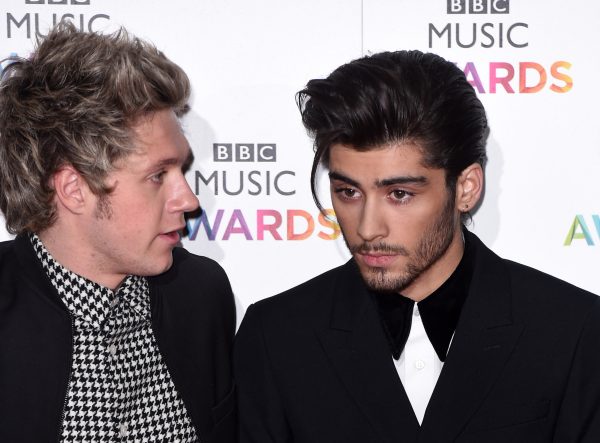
[0,24,235,442]
[234,50,600,442]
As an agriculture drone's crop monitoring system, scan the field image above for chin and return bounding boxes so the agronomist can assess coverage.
[360,266,415,293]
[139,254,174,277]
[157,254,175,274]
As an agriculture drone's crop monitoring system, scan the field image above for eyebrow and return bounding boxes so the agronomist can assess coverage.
[151,150,195,172]
[377,175,427,187]
[182,150,195,172]
[329,171,360,188]
[329,171,428,188]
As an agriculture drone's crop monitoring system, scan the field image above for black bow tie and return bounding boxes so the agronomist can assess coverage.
[372,233,474,362]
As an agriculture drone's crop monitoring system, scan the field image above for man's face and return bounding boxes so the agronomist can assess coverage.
[85,109,198,287]
[329,142,463,300]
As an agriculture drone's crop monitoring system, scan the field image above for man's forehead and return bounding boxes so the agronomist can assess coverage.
[118,144,193,169]
[131,108,181,128]
[329,142,427,168]
[112,135,191,173]
[327,142,443,187]
[128,110,189,153]
[130,110,185,142]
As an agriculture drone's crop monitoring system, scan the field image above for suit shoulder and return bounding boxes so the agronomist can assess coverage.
[0,239,15,263]
[502,258,598,322]
[0,240,16,308]
[0,239,24,282]
[504,258,596,300]
[0,239,13,252]
[171,246,229,283]
[152,247,234,305]
[251,261,349,317]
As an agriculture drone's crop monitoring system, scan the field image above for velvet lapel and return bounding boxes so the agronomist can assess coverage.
[317,260,420,443]
[419,232,524,442]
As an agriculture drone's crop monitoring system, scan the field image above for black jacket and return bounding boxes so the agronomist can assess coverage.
[0,234,236,443]
[234,231,600,442]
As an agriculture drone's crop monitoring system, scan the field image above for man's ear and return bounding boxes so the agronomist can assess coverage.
[51,165,89,215]
[455,163,484,214]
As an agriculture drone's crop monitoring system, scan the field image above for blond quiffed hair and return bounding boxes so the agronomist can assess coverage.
[0,21,191,234]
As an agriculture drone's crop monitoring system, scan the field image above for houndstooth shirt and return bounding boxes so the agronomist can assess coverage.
[30,234,199,443]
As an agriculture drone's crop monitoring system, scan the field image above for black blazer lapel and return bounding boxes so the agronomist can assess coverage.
[419,233,524,442]
[317,261,420,443]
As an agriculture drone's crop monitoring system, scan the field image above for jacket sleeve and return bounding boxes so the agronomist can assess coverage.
[234,304,292,443]
[553,297,600,442]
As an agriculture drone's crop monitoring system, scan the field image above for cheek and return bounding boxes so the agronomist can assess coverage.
[332,204,357,230]
[403,200,444,229]
[121,194,163,218]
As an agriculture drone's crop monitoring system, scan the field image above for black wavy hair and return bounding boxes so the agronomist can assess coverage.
[296,50,488,212]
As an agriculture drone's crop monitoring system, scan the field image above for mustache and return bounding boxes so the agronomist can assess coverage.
[349,242,409,256]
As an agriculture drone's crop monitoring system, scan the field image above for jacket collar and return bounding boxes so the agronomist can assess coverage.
[319,260,420,442]
[14,233,67,312]
[419,231,524,441]
[318,230,523,442]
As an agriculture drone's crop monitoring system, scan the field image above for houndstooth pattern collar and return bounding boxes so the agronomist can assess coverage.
[28,233,199,442]
[30,233,149,328]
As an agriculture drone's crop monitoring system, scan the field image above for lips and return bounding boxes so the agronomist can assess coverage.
[357,252,398,267]
[159,229,182,245]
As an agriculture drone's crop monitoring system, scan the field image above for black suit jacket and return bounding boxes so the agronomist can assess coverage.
[0,234,236,443]
[234,231,600,442]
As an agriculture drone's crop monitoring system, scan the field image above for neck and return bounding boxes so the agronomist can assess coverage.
[38,224,124,290]
[401,227,465,302]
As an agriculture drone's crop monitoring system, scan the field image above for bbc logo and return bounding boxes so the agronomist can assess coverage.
[447,0,509,14]
[213,143,277,162]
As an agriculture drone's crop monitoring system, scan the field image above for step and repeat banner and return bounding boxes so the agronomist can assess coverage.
[1,0,598,321]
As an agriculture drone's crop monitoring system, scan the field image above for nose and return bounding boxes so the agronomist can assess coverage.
[168,174,200,214]
[357,199,387,242]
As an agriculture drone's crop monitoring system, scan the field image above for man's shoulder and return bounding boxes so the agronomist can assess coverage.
[502,257,597,303]
[150,246,234,305]
[470,230,600,326]
[0,237,33,278]
[469,230,597,308]
[171,246,229,281]
[500,257,599,324]
[0,238,16,262]
[503,258,600,361]
[237,262,354,344]
[0,238,14,250]
[0,239,19,306]
[250,260,352,319]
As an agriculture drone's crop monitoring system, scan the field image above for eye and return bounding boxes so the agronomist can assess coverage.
[150,170,167,184]
[389,189,413,203]
[334,187,361,201]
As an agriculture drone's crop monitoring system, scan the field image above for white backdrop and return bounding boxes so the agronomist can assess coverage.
[1,0,598,323]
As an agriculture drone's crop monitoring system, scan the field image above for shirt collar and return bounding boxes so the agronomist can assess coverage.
[29,233,149,328]
[373,230,475,362]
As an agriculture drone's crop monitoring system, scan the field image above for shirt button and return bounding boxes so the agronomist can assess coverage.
[415,359,426,370]
[118,423,129,437]
[110,297,119,308]
[414,307,420,317]
[108,344,117,356]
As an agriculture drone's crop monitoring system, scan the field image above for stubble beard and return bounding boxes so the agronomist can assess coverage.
[94,194,113,220]
[344,193,458,293]
[90,193,172,279]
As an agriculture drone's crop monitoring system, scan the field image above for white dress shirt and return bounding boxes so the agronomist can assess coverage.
[394,304,444,424]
